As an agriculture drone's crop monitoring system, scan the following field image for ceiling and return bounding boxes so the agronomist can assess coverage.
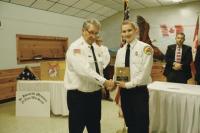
[0,0,199,21]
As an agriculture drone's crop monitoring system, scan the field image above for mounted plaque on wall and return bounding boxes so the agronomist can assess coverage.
[16,34,68,64]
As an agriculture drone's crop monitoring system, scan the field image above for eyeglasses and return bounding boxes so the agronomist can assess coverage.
[86,29,99,36]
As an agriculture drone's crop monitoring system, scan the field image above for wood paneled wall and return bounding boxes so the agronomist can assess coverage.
[0,67,40,100]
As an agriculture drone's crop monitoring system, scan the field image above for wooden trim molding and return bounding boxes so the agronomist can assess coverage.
[0,67,40,101]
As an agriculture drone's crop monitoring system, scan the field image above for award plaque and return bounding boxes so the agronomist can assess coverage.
[115,67,130,82]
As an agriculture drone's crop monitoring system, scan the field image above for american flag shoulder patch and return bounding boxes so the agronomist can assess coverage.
[73,49,81,54]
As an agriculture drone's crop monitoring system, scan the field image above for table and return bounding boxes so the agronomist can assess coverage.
[17,80,68,116]
[148,81,200,133]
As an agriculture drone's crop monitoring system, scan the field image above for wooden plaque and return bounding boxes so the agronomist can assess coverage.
[115,67,130,82]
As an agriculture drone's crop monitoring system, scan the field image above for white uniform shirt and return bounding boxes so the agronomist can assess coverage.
[64,36,106,92]
[114,39,153,89]
[99,45,110,68]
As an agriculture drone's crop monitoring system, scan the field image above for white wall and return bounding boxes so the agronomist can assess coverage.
[101,1,200,54]
[0,1,85,69]
[1,1,200,69]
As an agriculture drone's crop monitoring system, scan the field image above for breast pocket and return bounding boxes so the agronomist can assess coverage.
[131,54,143,73]
[132,51,143,64]
[88,54,103,74]
[88,55,95,68]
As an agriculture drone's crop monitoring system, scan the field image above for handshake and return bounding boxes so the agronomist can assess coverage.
[103,80,125,91]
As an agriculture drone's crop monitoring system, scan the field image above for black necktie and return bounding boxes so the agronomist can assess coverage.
[90,45,100,74]
[125,44,130,67]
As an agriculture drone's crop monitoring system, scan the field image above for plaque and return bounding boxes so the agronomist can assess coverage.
[40,61,67,81]
[115,67,130,82]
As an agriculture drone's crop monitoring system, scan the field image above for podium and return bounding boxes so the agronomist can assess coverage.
[16,61,68,117]
[16,80,50,117]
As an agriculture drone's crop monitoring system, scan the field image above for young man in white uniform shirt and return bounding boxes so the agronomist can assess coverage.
[115,20,153,133]
[64,19,114,133]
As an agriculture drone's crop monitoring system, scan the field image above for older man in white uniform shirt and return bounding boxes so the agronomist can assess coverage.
[64,19,114,133]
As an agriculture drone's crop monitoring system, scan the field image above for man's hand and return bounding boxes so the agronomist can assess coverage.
[115,81,126,88]
[103,79,115,91]
[173,62,182,70]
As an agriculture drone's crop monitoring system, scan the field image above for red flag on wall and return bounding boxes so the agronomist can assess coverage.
[160,24,169,37]
[175,25,184,33]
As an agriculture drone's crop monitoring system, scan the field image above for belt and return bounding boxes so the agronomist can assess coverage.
[122,85,147,90]
[68,89,101,94]
[136,85,147,88]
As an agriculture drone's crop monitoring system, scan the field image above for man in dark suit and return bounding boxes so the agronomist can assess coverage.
[163,33,192,84]
[195,45,200,85]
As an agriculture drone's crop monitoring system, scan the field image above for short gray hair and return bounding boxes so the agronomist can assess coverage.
[82,19,101,30]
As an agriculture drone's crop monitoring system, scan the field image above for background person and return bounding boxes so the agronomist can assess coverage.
[95,36,113,101]
[163,33,192,84]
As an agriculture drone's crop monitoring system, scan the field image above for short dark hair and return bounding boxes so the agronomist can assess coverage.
[176,32,185,38]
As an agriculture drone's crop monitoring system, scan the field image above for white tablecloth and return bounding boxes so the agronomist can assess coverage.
[17,80,68,116]
[148,81,200,133]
